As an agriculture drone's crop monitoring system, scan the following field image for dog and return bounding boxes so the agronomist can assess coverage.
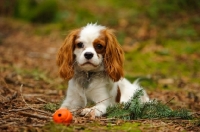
[57,23,149,116]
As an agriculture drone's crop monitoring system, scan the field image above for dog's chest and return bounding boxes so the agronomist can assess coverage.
[74,71,106,88]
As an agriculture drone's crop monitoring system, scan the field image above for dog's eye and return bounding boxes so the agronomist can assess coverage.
[77,42,84,48]
[95,44,103,50]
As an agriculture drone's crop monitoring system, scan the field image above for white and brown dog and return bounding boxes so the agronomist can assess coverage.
[57,23,149,116]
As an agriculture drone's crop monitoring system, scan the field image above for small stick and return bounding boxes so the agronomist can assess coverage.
[20,84,30,108]
[37,98,47,103]
[0,77,8,88]
[0,122,16,128]
[31,124,45,127]
[19,111,51,120]
[96,96,113,105]
[75,96,113,116]
[31,108,52,116]
[9,108,31,112]
[19,84,52,116]
[5,77,34,88]
[71,96,113,114]
[164,97,175,105]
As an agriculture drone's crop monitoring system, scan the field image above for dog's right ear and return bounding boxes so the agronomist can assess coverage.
[103,29,124,82]
[56,29,80,80]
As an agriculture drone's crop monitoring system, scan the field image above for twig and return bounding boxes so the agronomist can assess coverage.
[23,94,48,97]
[190,111,200,117]
[96,96,113,105]
[0,90,18,103]
[0,79,18,103]
[20,84,30,108]
[19,111,51,120]
[37,98,47,103]
[32,108,52,116]
[74,96,113,117]
[5,77,34,88]
[164,97,175,105]
[71,96,113,114]
[100,118,116,121]
[0,77,8,88]
[19,84,52,116]
[31,124,45,127]
[9,108,31,112]
[0,122,16,128]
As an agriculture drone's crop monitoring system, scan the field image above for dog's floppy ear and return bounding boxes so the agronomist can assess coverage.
[103,29,124,82]
[57,29,80,80]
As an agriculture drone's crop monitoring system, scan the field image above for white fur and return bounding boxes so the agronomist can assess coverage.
[74,24,105,71]
[60,24,149,116]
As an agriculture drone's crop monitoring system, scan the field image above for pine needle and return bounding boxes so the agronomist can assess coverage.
[107,89,192,120]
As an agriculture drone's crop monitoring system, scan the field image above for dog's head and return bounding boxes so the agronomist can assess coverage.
[57,24,124,82]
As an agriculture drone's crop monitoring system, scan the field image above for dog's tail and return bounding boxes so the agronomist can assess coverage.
[132,78,150,103]
[132,78,141,85]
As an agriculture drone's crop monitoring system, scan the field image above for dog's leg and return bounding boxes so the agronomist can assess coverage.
[81,87,110,116]
[60,80,86,113]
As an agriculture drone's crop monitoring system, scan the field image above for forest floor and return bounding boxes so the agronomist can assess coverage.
[0,17,199,132]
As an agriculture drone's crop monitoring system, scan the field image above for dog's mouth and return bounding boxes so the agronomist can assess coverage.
[80,62,98,67]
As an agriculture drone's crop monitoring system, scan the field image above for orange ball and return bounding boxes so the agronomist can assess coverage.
[53,108,73,125]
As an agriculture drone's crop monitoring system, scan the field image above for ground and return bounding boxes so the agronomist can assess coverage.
[0,17,199,132]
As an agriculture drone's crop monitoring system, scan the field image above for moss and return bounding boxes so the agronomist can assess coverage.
[124,39,200,86]
[109,122,141,132]
[43,103,60,112]
[44,121,142,131]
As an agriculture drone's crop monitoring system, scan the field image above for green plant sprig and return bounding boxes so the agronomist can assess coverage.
[107,89,192,120]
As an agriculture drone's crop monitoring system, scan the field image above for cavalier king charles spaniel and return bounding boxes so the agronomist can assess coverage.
[57,23,149,116]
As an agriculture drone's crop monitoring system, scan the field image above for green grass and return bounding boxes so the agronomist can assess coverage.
[43,103,60,112]
[108,122,141,132]
[124,40,200,84]
[13,67,52,83]
[44,121,142,132]
[123,39,200,91]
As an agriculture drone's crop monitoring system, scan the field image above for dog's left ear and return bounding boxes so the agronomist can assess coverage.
[57,29,80,80]
[103,29,124,82]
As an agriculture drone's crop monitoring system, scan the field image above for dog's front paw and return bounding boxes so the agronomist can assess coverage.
[81,106,105,117]
[81,108,94,116]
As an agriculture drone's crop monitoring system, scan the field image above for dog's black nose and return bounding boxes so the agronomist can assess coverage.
[84,52,93,59]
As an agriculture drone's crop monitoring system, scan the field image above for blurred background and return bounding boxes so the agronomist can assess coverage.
[1,0,200,39]
[0,0,200,92]
[1,0,200,88]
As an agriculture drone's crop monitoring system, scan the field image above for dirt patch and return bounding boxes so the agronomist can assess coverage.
[0,17,62,131]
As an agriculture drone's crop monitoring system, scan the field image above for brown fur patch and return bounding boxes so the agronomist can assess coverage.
[115,86,121,103]
[101,29,124,82]
[93,34,106,54]
[56,29,80,80]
